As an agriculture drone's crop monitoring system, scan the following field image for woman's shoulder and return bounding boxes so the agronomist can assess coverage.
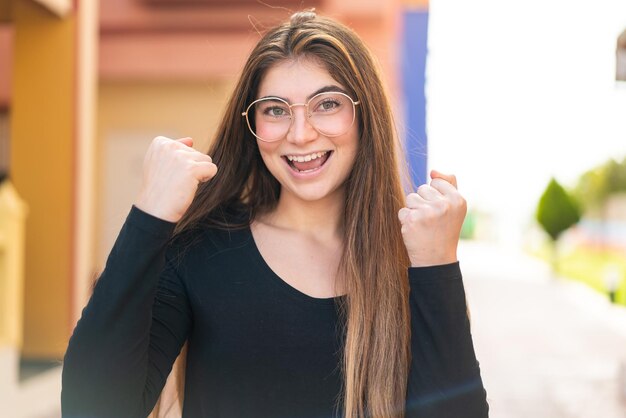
[166,209,253,265]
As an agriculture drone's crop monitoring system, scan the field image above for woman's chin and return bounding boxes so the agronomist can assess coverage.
[281,183,345,204]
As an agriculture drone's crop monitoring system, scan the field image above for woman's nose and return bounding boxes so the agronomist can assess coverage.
[285,106,318,144]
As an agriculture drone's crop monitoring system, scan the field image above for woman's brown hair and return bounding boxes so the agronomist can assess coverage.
[152,9,412,418]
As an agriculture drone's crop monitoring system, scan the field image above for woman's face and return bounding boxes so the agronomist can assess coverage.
[254,57,359,205]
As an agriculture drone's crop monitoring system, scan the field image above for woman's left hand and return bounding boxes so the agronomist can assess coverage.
[398,169,467,267]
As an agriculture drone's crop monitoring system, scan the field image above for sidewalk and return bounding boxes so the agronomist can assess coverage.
[460,240,626,418]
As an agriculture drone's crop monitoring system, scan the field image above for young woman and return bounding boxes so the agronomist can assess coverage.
[62,10,488,418]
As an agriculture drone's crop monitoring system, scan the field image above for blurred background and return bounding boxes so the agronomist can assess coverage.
[0,0,625,416]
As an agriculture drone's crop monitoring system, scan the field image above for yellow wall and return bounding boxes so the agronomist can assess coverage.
[96,80,233,268]
[10,0,75,358]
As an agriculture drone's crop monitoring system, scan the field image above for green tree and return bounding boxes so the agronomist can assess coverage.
[536,178,581,272]
[605,157,626,195]
[574,157,626,214]
[574,165,608,213]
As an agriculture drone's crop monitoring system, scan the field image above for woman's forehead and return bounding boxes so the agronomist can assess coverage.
[257,57,346,101]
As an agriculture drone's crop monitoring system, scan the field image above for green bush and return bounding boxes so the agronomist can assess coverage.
[536,178,581,241]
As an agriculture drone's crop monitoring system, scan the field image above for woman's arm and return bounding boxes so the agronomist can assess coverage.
[62,136,216,417]
[61,206,192,418]
[398,171,487,415]
[405,262,489,417]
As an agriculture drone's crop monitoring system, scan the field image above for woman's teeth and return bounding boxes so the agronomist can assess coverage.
[285,151,328,162]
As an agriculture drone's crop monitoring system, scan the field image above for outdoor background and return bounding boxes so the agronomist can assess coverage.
[1,0,625,417]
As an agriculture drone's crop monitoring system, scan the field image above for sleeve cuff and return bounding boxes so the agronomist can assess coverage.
[127,205,177,239]
[408,261,462,284]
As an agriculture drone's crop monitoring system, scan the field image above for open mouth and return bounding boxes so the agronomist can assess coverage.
[282,151,332,173]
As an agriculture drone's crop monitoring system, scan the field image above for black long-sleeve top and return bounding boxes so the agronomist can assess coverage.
[62,206,488,418]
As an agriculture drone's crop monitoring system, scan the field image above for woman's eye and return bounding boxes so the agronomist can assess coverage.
[316,99,340,112]
[264,106,289,117]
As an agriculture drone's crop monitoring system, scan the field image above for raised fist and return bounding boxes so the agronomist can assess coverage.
[134,136,218,223]
[398,170,467,267]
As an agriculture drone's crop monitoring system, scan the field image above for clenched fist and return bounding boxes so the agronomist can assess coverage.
[398,170,467,267]
[134,136,218,223]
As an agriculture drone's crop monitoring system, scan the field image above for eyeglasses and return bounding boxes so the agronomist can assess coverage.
[242,91,360,142]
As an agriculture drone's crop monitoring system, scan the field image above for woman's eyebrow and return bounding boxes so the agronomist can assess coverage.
[257,85,348,103]
[306,85,348,100]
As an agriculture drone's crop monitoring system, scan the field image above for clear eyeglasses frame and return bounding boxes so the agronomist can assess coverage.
[241,91,360,143]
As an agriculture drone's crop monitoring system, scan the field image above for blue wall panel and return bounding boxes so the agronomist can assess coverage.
[402,10,429,188]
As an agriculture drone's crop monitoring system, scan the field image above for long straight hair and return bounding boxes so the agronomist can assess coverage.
[152,10,411,418]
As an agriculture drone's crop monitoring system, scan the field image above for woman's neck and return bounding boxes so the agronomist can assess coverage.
[262,188,345,240]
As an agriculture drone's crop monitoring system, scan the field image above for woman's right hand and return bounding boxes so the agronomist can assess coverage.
[134,136,218,223]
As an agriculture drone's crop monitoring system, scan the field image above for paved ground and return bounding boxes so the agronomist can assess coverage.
[460,240,626,418]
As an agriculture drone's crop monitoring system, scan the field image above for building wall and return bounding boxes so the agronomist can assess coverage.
[96,80,234,267]
[0,26,12,110]
[11,0,75,358]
